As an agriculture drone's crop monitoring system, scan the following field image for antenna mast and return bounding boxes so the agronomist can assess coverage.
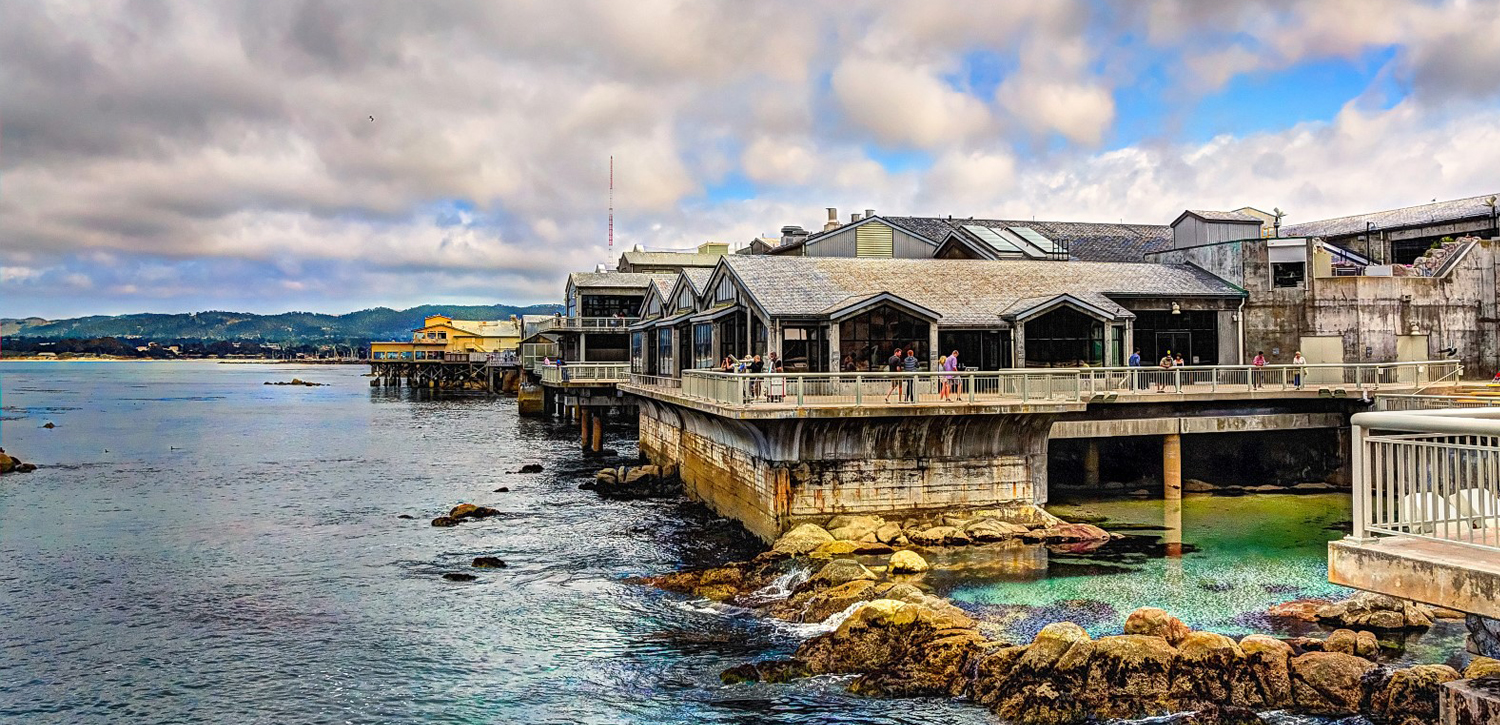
[608,156,614,256]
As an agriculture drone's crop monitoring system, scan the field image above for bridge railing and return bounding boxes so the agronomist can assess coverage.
[540,362,630,384]
[1350,407,1500,553]
[624,360,1459,409]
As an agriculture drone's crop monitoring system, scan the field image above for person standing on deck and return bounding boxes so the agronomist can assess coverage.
[1252,350,1267,389]
[1292,351,1307,389]
[884,347,903,403]
[1127,348,1141,390]
[947,350,961,397]
[749,354,765,399]
[937,354,951,400]
[1156,350,1174,393]
[902,348,919,402]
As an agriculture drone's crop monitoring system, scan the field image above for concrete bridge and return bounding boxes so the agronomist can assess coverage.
[620,361,1459,541]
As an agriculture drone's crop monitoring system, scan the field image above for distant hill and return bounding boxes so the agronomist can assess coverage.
[1,304,563,343]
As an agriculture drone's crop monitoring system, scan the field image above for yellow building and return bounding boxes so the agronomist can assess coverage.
[369,315,523,360]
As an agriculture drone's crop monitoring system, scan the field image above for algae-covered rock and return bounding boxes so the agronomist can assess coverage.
[1315,592,1433,630]
[1239,634,1294,708]
[1465,656,1500,679]
[1368,663,1460,725]
[826,515,884,542]
[807,558,876,588]
[1289,651,1377,715]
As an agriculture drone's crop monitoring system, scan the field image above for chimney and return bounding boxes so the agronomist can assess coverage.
[824,207,839,232]
[780,225,808,247]
[850,212,863,223]
[865,208,876,219]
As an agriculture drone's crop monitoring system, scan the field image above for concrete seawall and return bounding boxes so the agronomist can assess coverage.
[637,399,1055,541]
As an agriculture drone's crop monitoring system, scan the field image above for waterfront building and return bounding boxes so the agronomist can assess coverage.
[628,256,1244,375]
[615,241,730,273]
[369,314,522,360]
[1282,192,1500,265]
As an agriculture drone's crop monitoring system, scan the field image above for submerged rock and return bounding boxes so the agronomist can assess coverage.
[397,514,415,520]
[472,557,507,569]
[441,572,477,582]
[1267,599,1328,623]
[430,516,458,527]
[517,464,543,473]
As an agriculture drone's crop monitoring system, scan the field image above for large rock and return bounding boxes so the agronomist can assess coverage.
[1367,663,1460,725]
[1315,592,1434,630]
[988,623,1096,725]
[799,579,880,623]
[809,540,861,559]
[1021,522,1112,543]
[1081,634,1177,720]
[826,515,884,542]
[965,518,1029,542]
[807,559,876,588]
[1170,631,1259,711]
[1268,599,1329,623]
[772,523,835,555]
[1239,634,1294,709]
[888,550,929,574]
[1465,656,1500,679]
[794,598,981,692]
[1289,651,1377,715]
[873,522,904,544]
[1124,607,1191,646]
[908,525,963,546]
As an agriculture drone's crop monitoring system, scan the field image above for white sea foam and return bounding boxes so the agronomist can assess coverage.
[740,568,810,607]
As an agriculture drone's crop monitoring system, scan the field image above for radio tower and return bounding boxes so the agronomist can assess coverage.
[608,155,614,257]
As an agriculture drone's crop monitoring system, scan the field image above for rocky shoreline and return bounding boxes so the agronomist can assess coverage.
[0,448,38,475]
[639,518,1489,725]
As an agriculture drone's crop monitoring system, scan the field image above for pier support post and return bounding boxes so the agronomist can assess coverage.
[1163,432,1182,498]
[591,412,603,452]
[1084,440,1100,488]
[580,407,591,448]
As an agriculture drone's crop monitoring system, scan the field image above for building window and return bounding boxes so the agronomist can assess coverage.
[1272,262,1305,288]
[582,294,642,318]
[838,306,930,371]
[1025,308,1106,367]
[630,332,645,373]
[692,324,714,369]
[656,328,674,376]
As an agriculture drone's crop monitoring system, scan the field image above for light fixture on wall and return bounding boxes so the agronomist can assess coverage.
[1171,302,1182,315]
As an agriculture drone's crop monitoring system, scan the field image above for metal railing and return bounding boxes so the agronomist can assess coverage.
[624,361,1460,409]
[540,362,631,385]
[1376,393,1500,411]
[1350,407,1500,553]
[520,342,560,372]
[536,317,637,332]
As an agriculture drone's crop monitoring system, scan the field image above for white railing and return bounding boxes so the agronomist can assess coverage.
[540,362,630,384]
[537,317,637,332]
[1376,393,1500,411]
[1350,407,1500,553]
[623,361,1459,410]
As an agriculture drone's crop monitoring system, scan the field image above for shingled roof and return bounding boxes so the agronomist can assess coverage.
[567,271,677,291]
[618,250,725,270]
[1282,193,1500,238]
[721,256,1242,327]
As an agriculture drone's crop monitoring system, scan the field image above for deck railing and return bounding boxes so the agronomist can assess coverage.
[536,317,637,332]
[1375,392,1500,411]
[623,361,1459,410]
[1350,407,1500,553]
[540,362,631,384]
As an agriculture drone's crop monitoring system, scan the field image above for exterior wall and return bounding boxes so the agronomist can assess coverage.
[636,399,1054,541]
[797,220,935,259]
[1172,217,1262,249]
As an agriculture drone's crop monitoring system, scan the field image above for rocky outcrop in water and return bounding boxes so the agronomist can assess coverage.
[581,464,678,499]
[0,449,37,475]
[264,378,326,386]
[1314,592,1435,630]
[429,502,501,527]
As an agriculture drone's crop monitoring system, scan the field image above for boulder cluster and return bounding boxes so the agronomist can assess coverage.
[430,502,501,527]
[730,599,1466,725]
[1269,592,1439,630]
[0,449,37,475]
[773,512,1113,557]
[581,464,678,499]
[264,378,326,386]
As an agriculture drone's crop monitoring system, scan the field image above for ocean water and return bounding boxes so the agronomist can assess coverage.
[0,362,1469,724]
[0,362,985,724]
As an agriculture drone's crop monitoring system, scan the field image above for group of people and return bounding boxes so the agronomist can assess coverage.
[880,348,961,403]
[718,352,781,374]
[1122,347,1309,391]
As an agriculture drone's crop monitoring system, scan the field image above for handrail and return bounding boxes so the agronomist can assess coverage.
[623,360,1460,410]
[537,317,637,332]
[1348,406,1500,552]
[540,362,631,384]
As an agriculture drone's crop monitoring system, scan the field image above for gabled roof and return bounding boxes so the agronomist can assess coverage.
[618,250,725,271]
[820,292,942,322]
[1282,193,1500,238]
[1001,293,1131,322]
[566,271,675,291]
[721,256,1241,327]
[680,267,714,294]
[1171,209,1264,226]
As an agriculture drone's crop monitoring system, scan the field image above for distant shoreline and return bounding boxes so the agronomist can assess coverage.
[0,357,362,364]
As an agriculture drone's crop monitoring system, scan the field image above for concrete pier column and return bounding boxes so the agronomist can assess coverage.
[580,407,591,448]
[1084,440,1100,488]
[1163,433,1182,498]
[591,413,603,452]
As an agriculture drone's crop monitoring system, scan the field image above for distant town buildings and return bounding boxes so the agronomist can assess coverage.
[369,314,523,360]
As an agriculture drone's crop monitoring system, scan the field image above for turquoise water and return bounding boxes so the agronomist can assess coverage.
[940,494,1470,665]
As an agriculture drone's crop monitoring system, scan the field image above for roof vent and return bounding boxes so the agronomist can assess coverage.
[850,212,863,223]
[824,207,839,232]
[594,263,608,273]
[865,209,876,219]
[632,243,644,252]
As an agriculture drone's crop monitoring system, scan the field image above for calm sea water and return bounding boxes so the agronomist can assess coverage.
[0,362,986,724]
[0,362,1469,724]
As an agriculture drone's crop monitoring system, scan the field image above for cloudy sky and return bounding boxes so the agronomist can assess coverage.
[4,1,1500,318]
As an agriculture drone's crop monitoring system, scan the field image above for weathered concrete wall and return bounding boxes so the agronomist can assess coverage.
[1329,538,1500,620]
[637,399,1053,541]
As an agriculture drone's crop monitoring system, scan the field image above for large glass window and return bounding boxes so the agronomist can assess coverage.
[1025,308,1106,367]
[1133,310,1220,365]
[837,306,930,372]
[630,332,645,373]
[582,294,643,318]
[656,329,674,376]
[692,324,714,369]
